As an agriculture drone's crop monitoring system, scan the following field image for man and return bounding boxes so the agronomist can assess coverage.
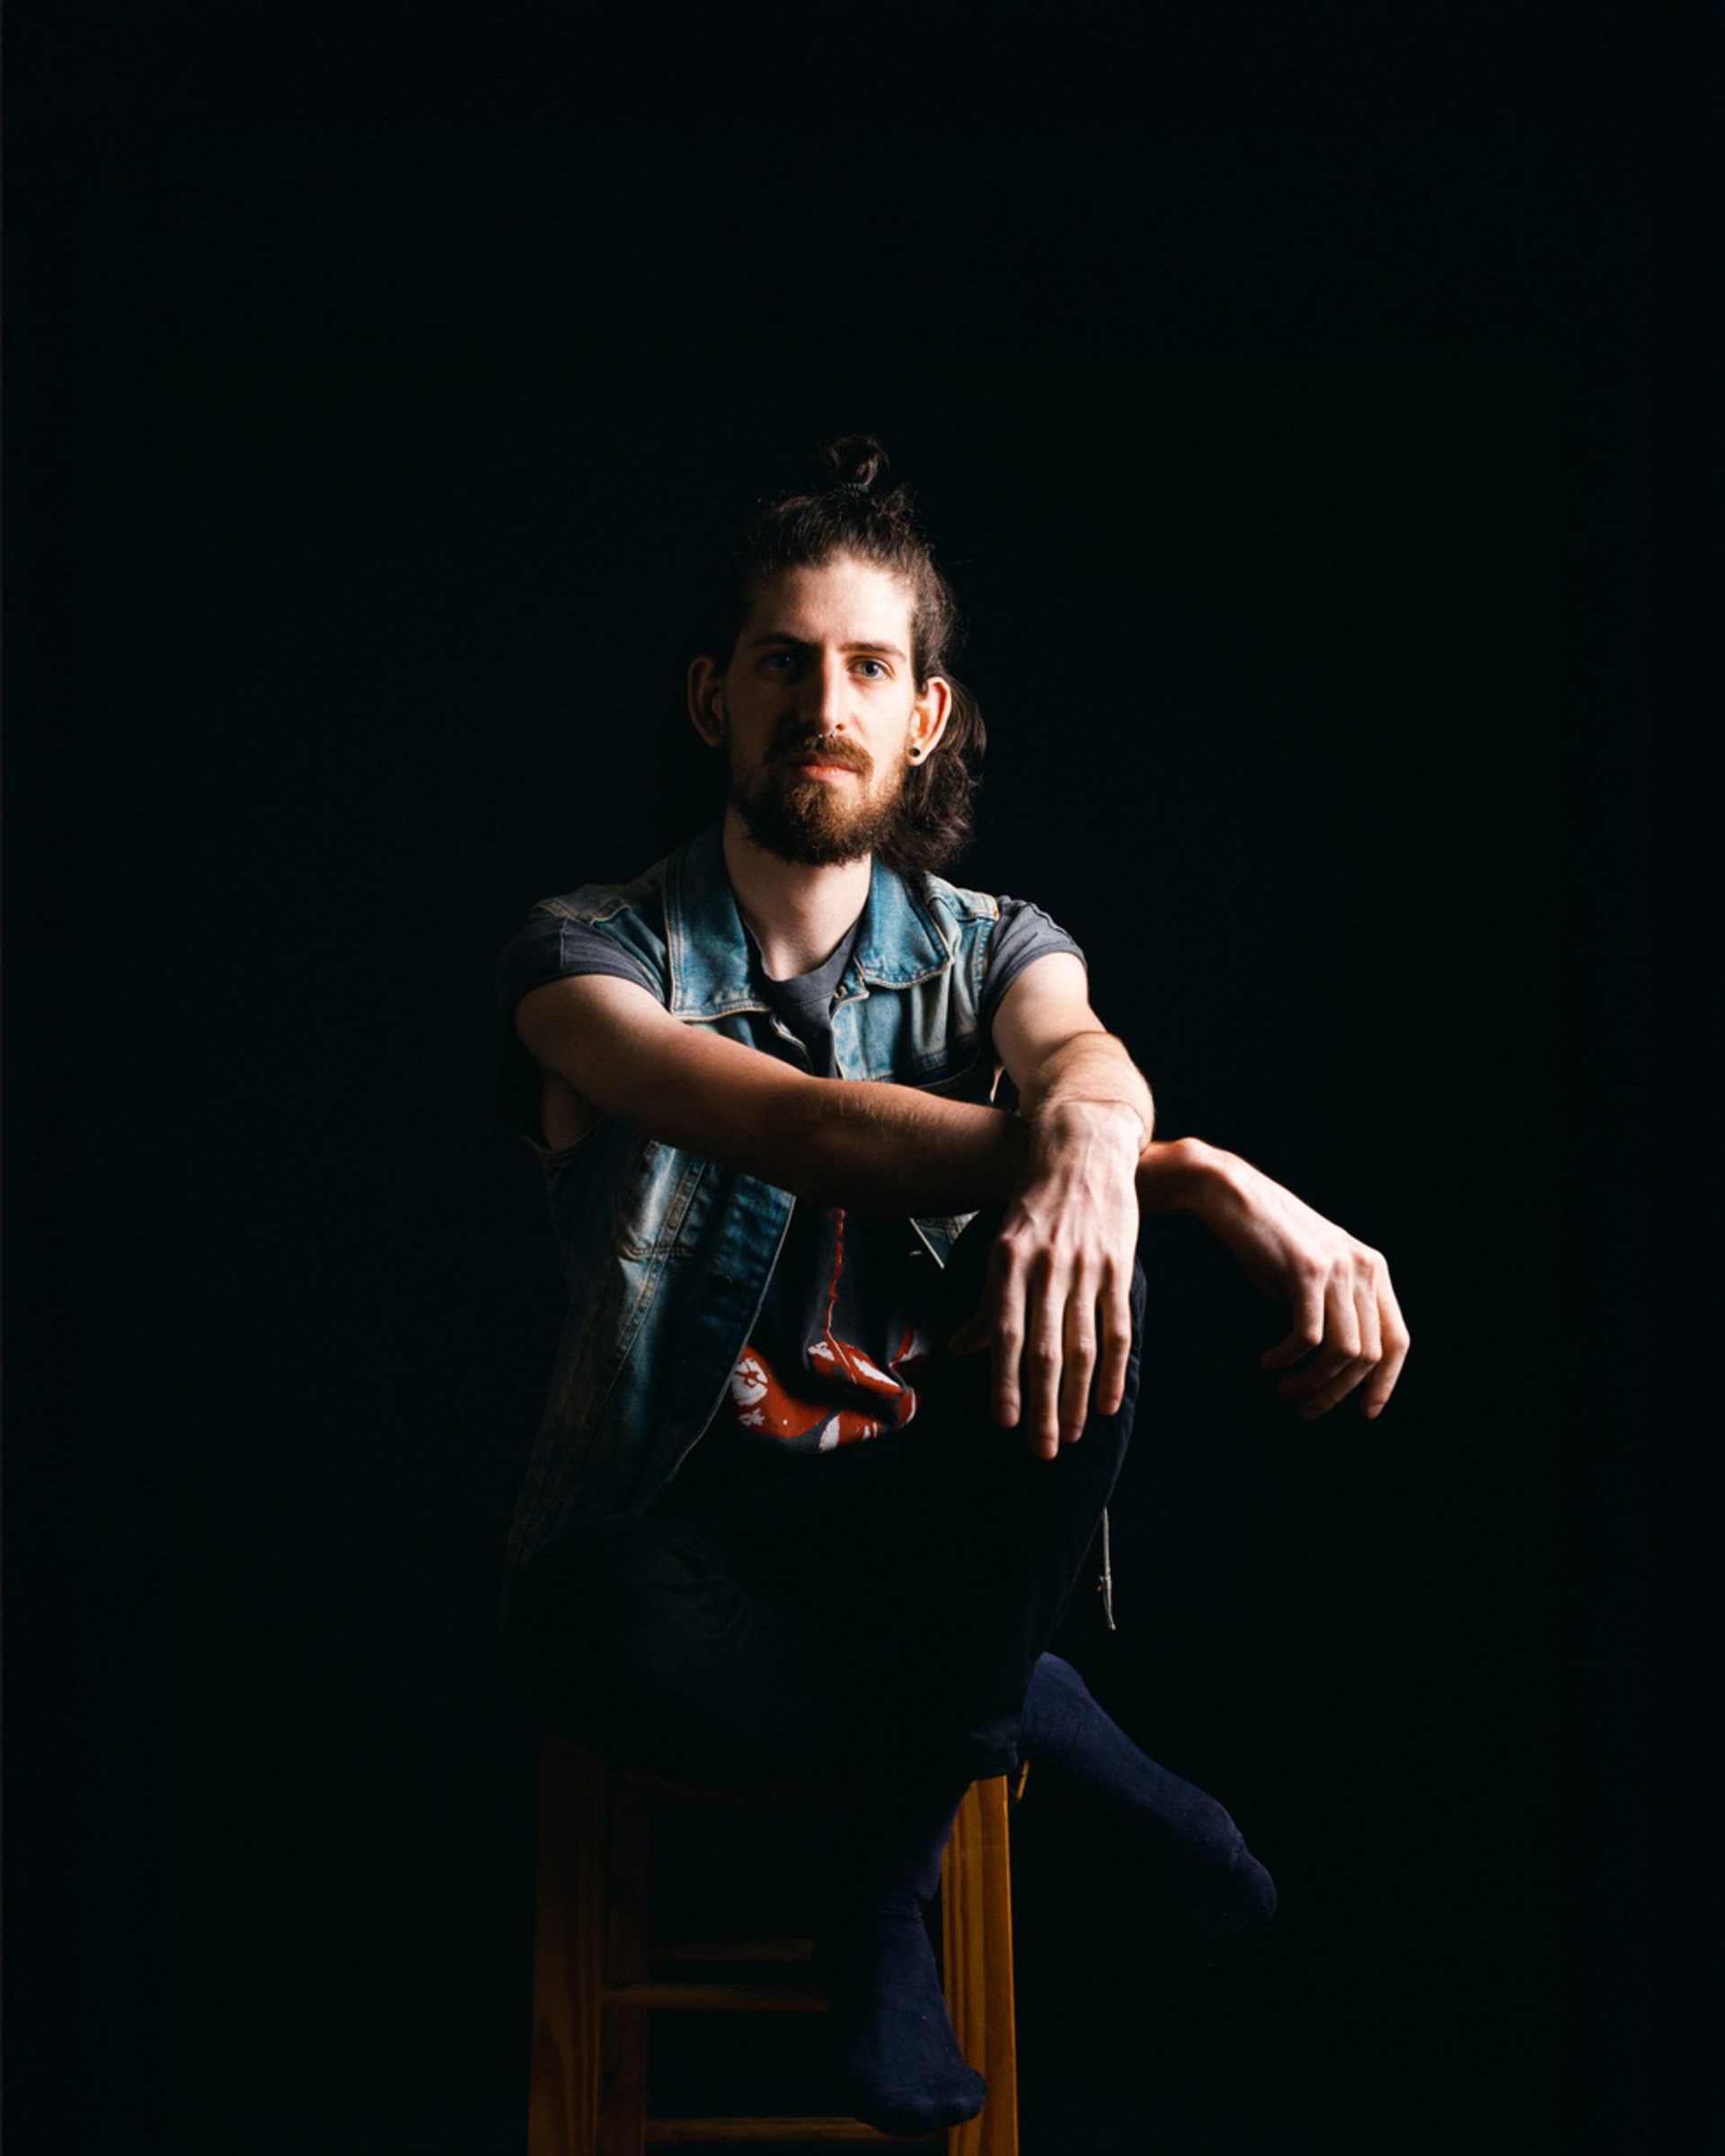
[496,437,1409,2136]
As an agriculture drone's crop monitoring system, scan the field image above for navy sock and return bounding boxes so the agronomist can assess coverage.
[1020,1653,1278,1957]
[814,1779,987,2137]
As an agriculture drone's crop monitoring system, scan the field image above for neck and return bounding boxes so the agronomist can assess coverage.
[720,808,873,980]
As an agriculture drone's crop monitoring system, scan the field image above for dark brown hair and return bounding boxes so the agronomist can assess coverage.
[704,435,985,878]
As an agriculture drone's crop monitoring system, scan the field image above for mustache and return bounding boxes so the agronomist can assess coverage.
[772,730,872,778]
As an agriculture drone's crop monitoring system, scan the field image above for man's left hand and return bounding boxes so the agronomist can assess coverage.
[1154,1140,1411,1421]
[948,1100,1143,1460]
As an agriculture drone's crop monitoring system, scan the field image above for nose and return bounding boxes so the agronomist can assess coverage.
[797,651,849,735]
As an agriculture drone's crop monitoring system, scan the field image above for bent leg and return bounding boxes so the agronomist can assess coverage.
[504,1507,991,2134]
[501,1512,872,1785]
[817,1211,1149,1775]
[1022,1652,1277,1956]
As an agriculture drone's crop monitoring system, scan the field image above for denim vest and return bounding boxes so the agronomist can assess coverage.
[503,823,1006,1586]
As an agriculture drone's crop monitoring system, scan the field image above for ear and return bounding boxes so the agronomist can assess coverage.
[687,655,728,747]
[908,676,953,762]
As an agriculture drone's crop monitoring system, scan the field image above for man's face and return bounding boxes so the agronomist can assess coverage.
[689,555,951,868]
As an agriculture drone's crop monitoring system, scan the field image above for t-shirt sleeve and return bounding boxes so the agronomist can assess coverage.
[978,897,1088,1040]
[493,907,667,1144]
[494,908,662,1015]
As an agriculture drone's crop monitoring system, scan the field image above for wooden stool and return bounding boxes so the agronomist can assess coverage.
[528,1740,1019,2154]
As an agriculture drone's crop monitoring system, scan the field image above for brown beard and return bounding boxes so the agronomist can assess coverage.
[728,735,912,867]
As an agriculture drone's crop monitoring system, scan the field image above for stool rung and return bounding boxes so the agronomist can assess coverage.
[599,1978,828,2012]
[531,1749,1016,2152]
[645,2117,940,2144]
[652,1938,815,1964]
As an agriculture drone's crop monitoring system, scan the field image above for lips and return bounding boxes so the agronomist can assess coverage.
[778,737,870,780]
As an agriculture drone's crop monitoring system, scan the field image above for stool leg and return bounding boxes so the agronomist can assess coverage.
[530,1742,608,2156]
[598,1775,651,2156]
[941,1777,1019,2156]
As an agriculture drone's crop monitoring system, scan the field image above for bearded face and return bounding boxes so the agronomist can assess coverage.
[691,556,951,871]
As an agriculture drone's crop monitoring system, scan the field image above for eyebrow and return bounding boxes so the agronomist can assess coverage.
[745,632,909,661]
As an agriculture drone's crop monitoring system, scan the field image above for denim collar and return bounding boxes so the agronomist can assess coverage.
[664,821,953,1021]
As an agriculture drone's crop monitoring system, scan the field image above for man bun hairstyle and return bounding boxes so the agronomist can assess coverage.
[710,433,985,879]
[823,433,890,495]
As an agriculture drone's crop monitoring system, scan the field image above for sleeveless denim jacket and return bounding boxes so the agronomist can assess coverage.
[503,822,1006,1588]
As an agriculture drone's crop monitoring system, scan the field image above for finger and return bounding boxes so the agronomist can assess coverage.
[1057,1283,1099,1445]
[1094,1265,1134,1418]
[1348,1275,1384,1401]
[1359,1275,1411,1418]
[1313,1276,1384,1411]
[1291,1302,1373,1416]
[1260,1277,1325,1371]
[1278,1280,1362,1414]
[1294,1353,1376,1420]
[985,1250,1028,1431]
[1362,1327,1411,1417]
[1018,1263,1066,1461]
[1273,1282,1358,1396]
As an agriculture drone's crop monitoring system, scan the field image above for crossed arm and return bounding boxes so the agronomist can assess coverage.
[514,955,1410,1460]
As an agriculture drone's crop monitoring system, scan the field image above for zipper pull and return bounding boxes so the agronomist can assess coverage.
[1098,1505,1117,1632]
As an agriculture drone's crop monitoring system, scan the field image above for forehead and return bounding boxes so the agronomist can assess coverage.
[738,554,916,646]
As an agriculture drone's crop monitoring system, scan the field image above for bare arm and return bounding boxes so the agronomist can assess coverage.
[517,965,1410,1436]
[951,954,1411,1445]
[515,963,1134,1459]
[512,972,1031,1214]
[948,953,1152,1457]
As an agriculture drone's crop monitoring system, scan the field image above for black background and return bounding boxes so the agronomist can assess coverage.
[7,8,1721,2153]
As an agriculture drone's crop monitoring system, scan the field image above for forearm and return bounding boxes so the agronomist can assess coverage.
[799,1033,1154,1217]
[766,1079,1031,1214]
[1136,1134,1235,1215]
[686,1019,1150,1215]
[1135,1135,1325,1244]
[518,974,1033,1215]
[1015,1028,1154,1151]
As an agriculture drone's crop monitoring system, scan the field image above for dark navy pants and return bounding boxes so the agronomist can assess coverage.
[502,1215,1146,1786]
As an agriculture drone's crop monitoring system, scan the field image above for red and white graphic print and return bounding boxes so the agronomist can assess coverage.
[728,1209,929,1449]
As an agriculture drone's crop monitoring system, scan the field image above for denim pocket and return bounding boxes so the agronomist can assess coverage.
[611,1140,707,1260]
